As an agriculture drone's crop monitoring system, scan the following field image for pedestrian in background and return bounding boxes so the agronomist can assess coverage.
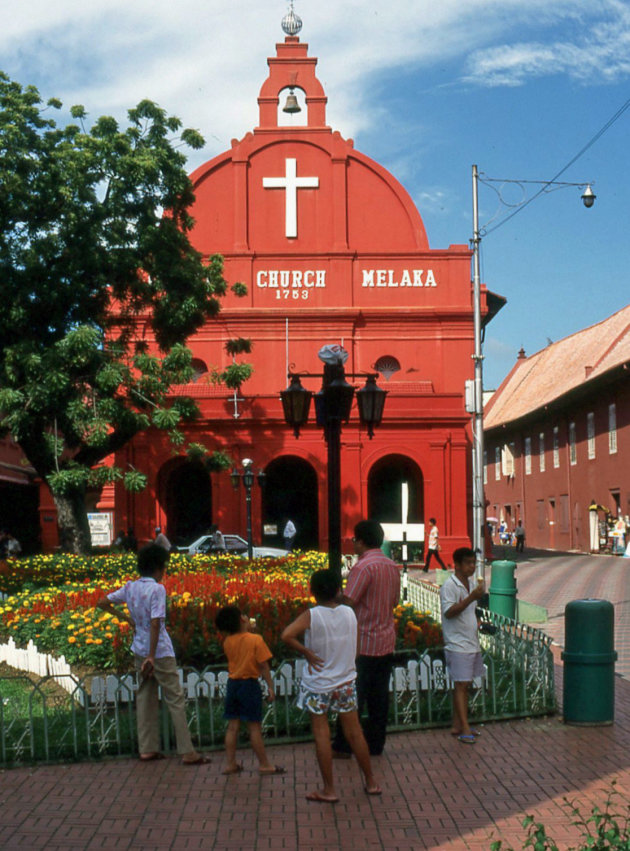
[154,526,172,552]
[423,517,447,572]
[283,518,296,551]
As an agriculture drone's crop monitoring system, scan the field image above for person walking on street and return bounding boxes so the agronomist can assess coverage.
[423,517,447,572]
[514,521,525,553]
[283,518,296,551]
[332,520,400,757]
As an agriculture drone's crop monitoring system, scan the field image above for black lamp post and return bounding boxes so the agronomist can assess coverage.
[231,459,265,560]
[280,351,386,577]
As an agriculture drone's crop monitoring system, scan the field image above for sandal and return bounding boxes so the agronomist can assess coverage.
[222,764,244,775]
[139,753,165,761]
[306,791,339,803]
[182,754,212,765]
[259,765,286,775]
[457,734,476,745]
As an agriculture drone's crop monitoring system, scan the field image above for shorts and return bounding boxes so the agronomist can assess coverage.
[297,681,358,715]
[224,678,263,723]
[444,650,485,683]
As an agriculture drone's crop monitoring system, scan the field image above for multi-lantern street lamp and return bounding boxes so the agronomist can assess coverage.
[280,345,387,577]
[230,459,265,560]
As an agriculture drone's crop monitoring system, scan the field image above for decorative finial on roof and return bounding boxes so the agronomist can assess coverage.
[517,347,526,359]
[281,1,303,36]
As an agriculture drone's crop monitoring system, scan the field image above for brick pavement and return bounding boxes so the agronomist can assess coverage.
[2,664,630,850]
[2,552,630,851]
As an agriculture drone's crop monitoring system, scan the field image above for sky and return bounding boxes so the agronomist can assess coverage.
[3,0,630,388]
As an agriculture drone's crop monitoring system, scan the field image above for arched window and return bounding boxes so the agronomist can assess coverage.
[190,358,208,382]
[374,355,401,381]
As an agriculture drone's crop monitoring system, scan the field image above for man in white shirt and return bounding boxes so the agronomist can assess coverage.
[423,517,446,572]
[440,546,486,744]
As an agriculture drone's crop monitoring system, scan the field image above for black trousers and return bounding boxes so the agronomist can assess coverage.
[333,654,393,756]
[425,548,446,570]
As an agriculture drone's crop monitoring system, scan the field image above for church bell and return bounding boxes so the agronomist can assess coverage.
[282,89,301,114]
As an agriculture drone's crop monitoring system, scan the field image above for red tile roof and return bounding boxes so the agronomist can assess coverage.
[485,304,630,429]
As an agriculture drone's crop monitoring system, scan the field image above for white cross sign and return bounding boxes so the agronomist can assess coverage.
[262,158,319,238]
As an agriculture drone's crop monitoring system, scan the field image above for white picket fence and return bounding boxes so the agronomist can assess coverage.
[0,637,76,689]
[0,638,487,709]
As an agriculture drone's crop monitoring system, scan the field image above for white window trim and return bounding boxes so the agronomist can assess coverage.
[524,437,532,476]
[609,403,617,455]
[539,432,545,473]
[569,422,577,466]
[587,412,595,460]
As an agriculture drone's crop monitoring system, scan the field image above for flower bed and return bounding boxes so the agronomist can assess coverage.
[0,554,442,669]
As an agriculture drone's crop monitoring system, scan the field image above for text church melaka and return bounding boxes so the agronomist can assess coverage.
[40,31,504,557]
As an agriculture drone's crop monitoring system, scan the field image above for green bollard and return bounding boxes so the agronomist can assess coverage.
[562,599,617,725]
[489,560,517,619]
[381,538,392,559]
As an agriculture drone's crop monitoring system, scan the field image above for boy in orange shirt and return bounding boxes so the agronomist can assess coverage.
[215,605,285,776]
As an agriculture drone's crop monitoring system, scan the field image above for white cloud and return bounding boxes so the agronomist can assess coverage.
[464,0,630,86]
[2,0,629,170]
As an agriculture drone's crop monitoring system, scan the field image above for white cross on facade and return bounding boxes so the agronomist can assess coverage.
[262,158,319,238]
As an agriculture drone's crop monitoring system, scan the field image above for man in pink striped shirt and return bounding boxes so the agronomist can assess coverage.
[333,520,400,756]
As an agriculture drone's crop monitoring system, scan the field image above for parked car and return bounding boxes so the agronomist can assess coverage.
[177,533,288,559]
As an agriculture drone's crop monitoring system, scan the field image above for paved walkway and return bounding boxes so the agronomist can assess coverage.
[488,545,630,679]
[2,552,630,850]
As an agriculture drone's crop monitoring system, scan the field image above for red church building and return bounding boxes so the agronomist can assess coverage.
[41,24,503,557]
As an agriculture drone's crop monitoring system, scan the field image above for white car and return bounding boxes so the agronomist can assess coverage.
[178,533,288,559]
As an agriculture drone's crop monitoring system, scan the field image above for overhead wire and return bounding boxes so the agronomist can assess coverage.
[483,93,630,236]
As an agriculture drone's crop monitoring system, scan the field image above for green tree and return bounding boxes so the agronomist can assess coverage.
[0,73,248,553]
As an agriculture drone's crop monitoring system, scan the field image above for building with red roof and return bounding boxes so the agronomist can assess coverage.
[484,304,630,552]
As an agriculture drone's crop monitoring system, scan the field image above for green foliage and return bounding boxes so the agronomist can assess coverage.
[0,73,249,551]
[216,362,254,390]
[231,281,248,297]
[225,337,252,357]
[205,449,233,472]
[490,783,630,850]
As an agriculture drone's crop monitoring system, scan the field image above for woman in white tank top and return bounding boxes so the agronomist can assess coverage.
[282,569,381,803]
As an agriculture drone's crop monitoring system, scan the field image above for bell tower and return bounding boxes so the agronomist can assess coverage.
[256,5,328,131]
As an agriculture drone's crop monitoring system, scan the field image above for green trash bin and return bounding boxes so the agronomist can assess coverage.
[489,560,517,619]
[562,599,617,726]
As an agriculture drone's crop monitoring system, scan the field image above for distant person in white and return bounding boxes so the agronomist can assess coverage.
[283,519,296,551]
[154,527,171,552]
[423,517,446,572]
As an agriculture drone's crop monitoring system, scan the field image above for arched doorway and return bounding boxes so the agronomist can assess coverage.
[368,455,424,524]
[262,456,318,550]
[159,460,213,546]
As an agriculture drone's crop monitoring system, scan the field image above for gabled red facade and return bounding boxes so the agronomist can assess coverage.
[42,35,501,558]
[484,305,630,551]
